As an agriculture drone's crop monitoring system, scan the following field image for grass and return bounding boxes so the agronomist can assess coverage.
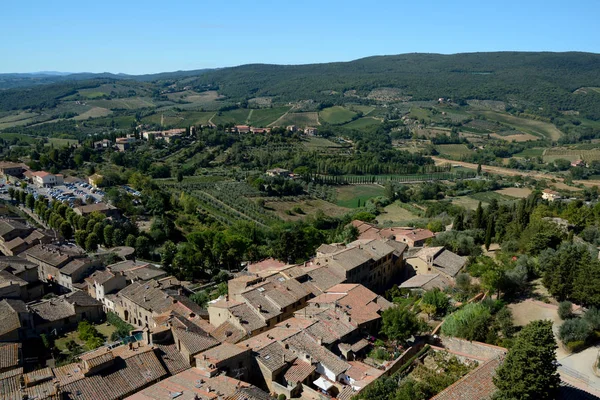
[46,138,78,147]
[474,111,563,141]
[409,107,431,121]
[301,136,345,150]
[0,132,38,143]
[55,322,117,352]
[350,105,375,115]
[211,109,251,126]
[513,148,545,158]
[88,98,155,110]
[450,196,481,210]
[73,107,112,120]
[342,117,382,130]
[319,106,357,125]
[436,144,472,158]
[273,112,320,128]
[376,202,419,224]
[247,106,291,127]
[469,191,514,203]
[336,185,384,208]
[544,148,600,163]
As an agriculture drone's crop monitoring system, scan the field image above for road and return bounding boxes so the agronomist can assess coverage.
[431,156,600,188]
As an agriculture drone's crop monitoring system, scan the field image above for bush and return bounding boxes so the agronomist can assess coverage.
[558,301,573,320]
[566,340,587,353]
[441,303,492,341]
[422,289,450,317]
[559,318,592,344]
[278,394,287,400]
[584,307,600,330]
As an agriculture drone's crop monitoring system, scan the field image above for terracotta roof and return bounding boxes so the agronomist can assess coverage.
[226,386,274,400]
[229,303,267,333]
[247,258,287,274]
[400,273,454,290]
[431,357,502,400]
[432,249,467,277]
[0,270,27,287]
[283,359,315,385]
[126,369,254,400]
[346,360,384,388]
[117,281,176,315]
[395,228,436,243]
[74,203,116,214]
[256,341,295,372]
[210,321,246,344]
[85,269,116,286]
[153,344,190,375]
[60,258,93,275]
[172,327,219,356]
[0,343,20,370]
[197,342,247,365]
[59,349,167,400]
[64,291,102,307]
[283,332,350,376]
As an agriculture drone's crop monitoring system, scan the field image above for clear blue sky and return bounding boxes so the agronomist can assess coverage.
[2,0,599,74]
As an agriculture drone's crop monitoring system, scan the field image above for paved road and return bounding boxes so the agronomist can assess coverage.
[559,346,600,391]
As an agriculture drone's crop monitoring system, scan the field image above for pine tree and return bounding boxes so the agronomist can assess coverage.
[493,320,560,399]
[474,202,484,229]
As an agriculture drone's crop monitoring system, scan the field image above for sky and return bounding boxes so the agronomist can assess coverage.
[2,0,599,74]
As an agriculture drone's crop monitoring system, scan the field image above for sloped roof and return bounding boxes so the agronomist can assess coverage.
[283,332,350,376]
[229,303,267,333]
[256,341,295,372]
[172,327,219,356]
[198,342,247,365]
[60,349,167,400]
[283,359,315,385]
[210,321,246,344]
[0,343,20,370]
[433,249,467,277]
[153,344,190,376]
[431,357,502,400]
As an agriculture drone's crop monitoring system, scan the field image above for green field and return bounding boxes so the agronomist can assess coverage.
[319,106,357,125]
[543,148,600,163]
[211,109,251,126]
[474,111,563,141]
[274,112,320,128]
[88,97,155,110]
[0,133,38,143]
[73,107,112,120]
[513,148,545,158]
[436,144,472,158]
[468,191,514,204]
[142,111,215,128]
[301,136,345,150]
[376,202,419,224]
[350,105,375,115]
[342,117,382,130]
[46,138,79,147]
[247,106,291,127]
[336,185,384,208]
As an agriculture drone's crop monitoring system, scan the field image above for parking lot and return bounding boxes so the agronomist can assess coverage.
[3,178,105,207]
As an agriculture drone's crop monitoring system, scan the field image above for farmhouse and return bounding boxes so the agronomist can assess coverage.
[266,167,291,178]
[73,202,120,218]
[304,127,318,136]
[542,189,561,202]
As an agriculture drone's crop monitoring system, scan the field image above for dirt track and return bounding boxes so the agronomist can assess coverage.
[432,156,600,189]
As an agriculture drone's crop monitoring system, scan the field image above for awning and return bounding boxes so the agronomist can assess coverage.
[313,376,334,391]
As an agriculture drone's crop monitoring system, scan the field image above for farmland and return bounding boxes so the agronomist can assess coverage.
[265,199,349,221]
[495,187,533,198]
[436,144,472,158]
[336,185,384,208]
[208,109,252,126]
[87,97,155,110]
[247,106,291,127]
[319,106,357,125]
[469,191,515,204]
[342,117,381,130]
[273,112,320,128]
[473,111,563,141]
[544,148,600,163]
[73,107,112,120]
[376,202,420,225]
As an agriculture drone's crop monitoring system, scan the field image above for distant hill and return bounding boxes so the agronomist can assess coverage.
[0,52,599,119]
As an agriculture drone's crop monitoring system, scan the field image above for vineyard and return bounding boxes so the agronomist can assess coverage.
[543,148,600,163]
[314,171,476,185]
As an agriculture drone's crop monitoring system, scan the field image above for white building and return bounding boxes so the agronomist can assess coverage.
[542,189,561,202]
[31,171,64,188]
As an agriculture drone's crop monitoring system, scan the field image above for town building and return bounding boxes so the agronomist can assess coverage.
[30,171,64,188]
[141,128,185,143]
[394,228,436,247]
[73,202,120,218]
[234,125,251,133]
[88,173,104,188]
[405,246,467,280]
[0,162,27,179]
[24,244,96,290]
[29,291,103,335]
[312,239,407,292]
[350,220,435,247]
[0,299,32,342]
[115,136,136,151]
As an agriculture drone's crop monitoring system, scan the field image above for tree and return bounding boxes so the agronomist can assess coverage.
[190,291,209,307]
[59,221,73,239]
[85,233,99,252]
[380,306,422,343]
[25,193,34,210]
[474,202,484,229]
[558,301,573,320]
[558,318,591,344]
[421,289,450,317]
[477,163,482,175]
[161,240,177,270]
[135,236,151,258]
[125,234,136,248]
[103,225,114,248]
[484,217,494,250]
[493,320,560,400]
[74,230,87,248]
